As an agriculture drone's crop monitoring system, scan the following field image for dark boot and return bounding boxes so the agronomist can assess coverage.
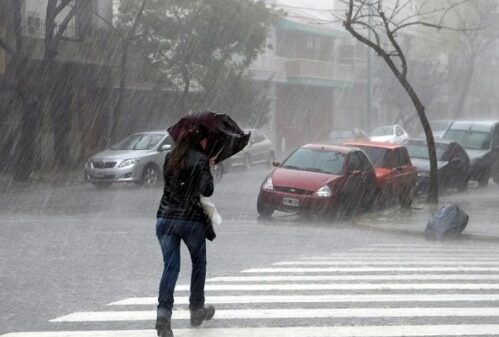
[190,305,215,327]
[156,309,173,337]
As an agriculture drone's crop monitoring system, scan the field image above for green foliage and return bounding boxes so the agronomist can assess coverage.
[116,0,279,122]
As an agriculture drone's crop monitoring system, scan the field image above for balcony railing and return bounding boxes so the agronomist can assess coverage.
[286,58,353,82]
[250,54,355,84]
[23,18,78,40]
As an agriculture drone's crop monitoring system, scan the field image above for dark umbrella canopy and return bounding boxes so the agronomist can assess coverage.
[167,111,250,163]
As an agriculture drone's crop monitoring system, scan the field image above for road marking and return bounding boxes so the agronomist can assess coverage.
[351,247,499,253]
[108,293,499,306]
[370,242,499,248]
[303,254,499,259]
[242,266,499,273]
[172,283,499,291]
[274,260,499,266]
[50,307,499,322]
[207,274,499,282]
[5,325,499,337]
[370,243,499,248]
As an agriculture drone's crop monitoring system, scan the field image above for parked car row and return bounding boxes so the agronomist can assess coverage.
[257,140,418,219]
[84,128,275,188]
[257,119,499,219]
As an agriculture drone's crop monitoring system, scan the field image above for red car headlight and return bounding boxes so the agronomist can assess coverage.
[263,177,274,191]
[315,185,332,197]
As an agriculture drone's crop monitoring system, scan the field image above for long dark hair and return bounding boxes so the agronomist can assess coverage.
[167,126,208,171]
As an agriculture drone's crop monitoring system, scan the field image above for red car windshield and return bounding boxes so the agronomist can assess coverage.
[282,148,345,175]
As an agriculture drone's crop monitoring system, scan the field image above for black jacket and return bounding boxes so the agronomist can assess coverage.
[157,147,214,221]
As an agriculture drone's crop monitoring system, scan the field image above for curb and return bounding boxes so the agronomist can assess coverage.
[353,218,499,243]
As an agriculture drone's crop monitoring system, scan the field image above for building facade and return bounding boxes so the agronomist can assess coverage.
[0,0,115,171]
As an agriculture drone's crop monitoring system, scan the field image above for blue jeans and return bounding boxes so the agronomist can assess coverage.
[156,217,207,312]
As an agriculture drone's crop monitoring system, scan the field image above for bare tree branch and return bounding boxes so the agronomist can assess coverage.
[55,0,74,17]
[379,10,407,77]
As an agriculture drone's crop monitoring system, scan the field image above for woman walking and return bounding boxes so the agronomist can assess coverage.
[155,126,215,337]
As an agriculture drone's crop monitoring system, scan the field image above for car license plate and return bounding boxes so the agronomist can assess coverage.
[283,197,300,207]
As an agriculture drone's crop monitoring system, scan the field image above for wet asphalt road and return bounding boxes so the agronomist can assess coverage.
[1,167,499,335]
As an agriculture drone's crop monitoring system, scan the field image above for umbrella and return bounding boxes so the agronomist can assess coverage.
[167,111,250,164]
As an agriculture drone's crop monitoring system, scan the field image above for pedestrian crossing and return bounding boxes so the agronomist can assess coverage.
[4,243,499,336]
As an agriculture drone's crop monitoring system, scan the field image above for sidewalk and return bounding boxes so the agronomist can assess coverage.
[353,185,499,242]
[0,170,85,193]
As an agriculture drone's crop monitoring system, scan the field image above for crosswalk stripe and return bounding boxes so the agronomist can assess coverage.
[108,293,499,306]
[303,254,499,259]
[5,325,499,337]
[173,283,499,291]
[274,260,499,265]
[50,307,499,322]
[370,243,499,249]
[242,266,499,273]
[208,274,499,282]
[371,243,499,247]
[352,247,499,253]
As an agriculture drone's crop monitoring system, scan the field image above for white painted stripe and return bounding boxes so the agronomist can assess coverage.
[208,274,499,282]
[352,247,499,253]
[242,266,499,273]
[303,254,499,260]
[274,260,499,266]
[108,293,499,306]
[5,325,499,337]
[371,243,499,248]
[173,283,499,291]
[50,307,499,322]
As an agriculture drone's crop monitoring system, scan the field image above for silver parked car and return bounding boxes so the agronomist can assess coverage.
[84,131,172,188]
[229,128,275,169]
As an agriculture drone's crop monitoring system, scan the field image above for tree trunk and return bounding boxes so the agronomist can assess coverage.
[383,56,439,203]
[10,0,42,181]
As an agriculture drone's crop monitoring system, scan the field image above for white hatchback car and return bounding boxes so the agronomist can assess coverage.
[370,124,409,144]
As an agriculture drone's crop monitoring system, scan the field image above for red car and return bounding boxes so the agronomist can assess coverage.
[343,140,417,208]
[256,144,378,218]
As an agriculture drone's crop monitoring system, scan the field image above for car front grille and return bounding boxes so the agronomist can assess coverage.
[274,186,313,195]
[92,161,117,169]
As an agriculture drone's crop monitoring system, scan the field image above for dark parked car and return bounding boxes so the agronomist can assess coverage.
[256,144,378,218]
[443,120,499,186]
[344,140,417,208]
[404,139,470,193]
